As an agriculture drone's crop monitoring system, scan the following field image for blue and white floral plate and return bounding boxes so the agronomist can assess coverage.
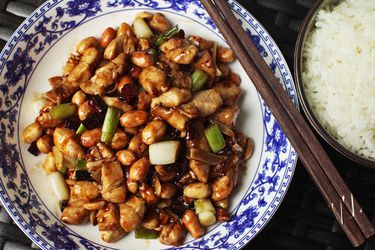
[0,0,298,249]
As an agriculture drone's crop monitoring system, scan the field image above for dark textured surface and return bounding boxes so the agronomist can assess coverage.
[1,0,375,249]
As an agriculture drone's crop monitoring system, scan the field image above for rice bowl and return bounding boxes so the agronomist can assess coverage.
[299,0,375,162]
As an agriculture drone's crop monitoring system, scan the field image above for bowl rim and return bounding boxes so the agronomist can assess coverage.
[294,0,375,168]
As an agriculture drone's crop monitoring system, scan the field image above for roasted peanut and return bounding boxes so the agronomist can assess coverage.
[154,176,162,196]
[117,22,135,38]
[117,149,137,166]
[36,135,53,154]
[80,128,101,148]
[217,63,230,77]
[160,183,176,199]
[228,72,241,86]
[155,165,176,182]
[139,66,169,96]
[131,51,154,68]
[128,133,148,156]
[149,13,171,33]
[183,183,212,199]
[102,96,131,113]
[110,130,128,150]
[43,152,56,173]
[100,27,116,48]
[141,120,167,145]
[157,199,172,209]
[78,100,94,121]
[129,157,150,181]
[77,36,99,54]
[139,183,159,205]
[120,110,148,128]
[159,221,185,246]
[71,90,87,107]
[217,47,234,63]
[103,36,123,60]
[151,106,189,131]
[182,210,204,238]
[165,45,198,65]
[124,127,139,135]
[22,122,43,144]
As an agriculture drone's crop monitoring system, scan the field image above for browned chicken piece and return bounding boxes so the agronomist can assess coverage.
[67,47,101,84]
[159,221,185,246]
[53,128,85,159]
[165,45,198,65]
[139,66,169,96]
[170,69,191,89]
[71,181,100,201]
[213,80,241,105]
[159,37,185,53]
[104,36,124,60]
[187,121,211,183]
[151,106,189,131]
[80,53,127,96]
[61,206,89,225]
[137,91,153,111]
[188,35,214,51]
[63,54,80,77]
[97,203,126,243]
[37,109,63,128]
[178,102,200,119]
[212,167,238,201]
[119,195,146,232]
[117,23,136,38]
[102,96,132,113]
[193,50,216,85]
[189,89,223,117]
[151,87,192,108]
[212,106,240,126]
[76,37,99,55]
[102,161,127,203]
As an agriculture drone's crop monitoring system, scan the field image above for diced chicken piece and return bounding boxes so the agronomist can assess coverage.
[151,87,192,108]
[67,47,101,84]
[193,51,215,86]
[190,89,223,117]
[213,80,241,105]
[212,106,240,126]
[53,128,85,159]
[178,102,200,119]
[139,66,169,96]
[187,121,211,183]
[61,206,89,225]
[102,161,126,203]
[165,45,198,65]
[71,181,100,201]
[97,203,126,243]
[119,195,146,232]
[160,37,185,53]
[188,35,214,51]
[151,106,189,131]
[80,53,127,96]
[170,69,191,89]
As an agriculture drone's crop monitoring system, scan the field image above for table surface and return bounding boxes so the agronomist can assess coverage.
[1,0,375,250]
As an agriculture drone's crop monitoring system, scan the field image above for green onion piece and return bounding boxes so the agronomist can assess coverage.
[191,69,209,92]
[204,124,226,153]
[50,103,77,120]
[147,48,158,57]
[76,123,86,135]
[135,227,159,239]
[154,25,179,47]
[101,107,121,144]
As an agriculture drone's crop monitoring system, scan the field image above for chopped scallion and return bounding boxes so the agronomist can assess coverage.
[50,103,77,120]
[191,69,209,92]
[135,227,159,239]
[204,123,226,153]
[76,123,86,135]
[154,25,179,47]
[101,107,121,144]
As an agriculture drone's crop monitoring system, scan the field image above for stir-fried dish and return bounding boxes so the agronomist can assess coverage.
[22,12,254,246]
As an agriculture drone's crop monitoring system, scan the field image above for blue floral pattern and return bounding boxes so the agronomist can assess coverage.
[0,0,297,249]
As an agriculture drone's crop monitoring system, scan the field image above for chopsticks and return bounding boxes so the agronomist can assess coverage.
[199,0,375,246]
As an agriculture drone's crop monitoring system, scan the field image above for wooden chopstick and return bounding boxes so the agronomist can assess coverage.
[198,0,375,246]
[211,0,375,240]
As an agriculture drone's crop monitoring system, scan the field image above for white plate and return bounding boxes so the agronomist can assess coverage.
[0,0,298,249]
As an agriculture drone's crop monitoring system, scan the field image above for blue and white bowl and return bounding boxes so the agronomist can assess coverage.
[0,0,298,249]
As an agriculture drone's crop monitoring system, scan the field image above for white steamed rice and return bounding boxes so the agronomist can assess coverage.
[303,0,375,160]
